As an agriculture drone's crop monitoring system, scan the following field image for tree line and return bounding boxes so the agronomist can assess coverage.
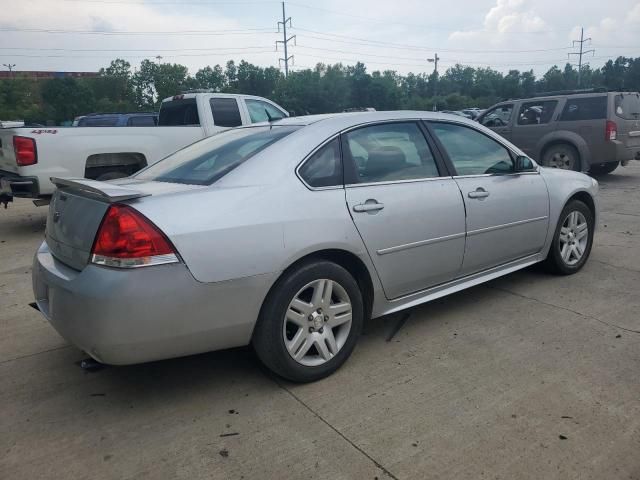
[1,56,640,124]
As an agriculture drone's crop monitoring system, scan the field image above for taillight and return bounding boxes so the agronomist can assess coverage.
[606,120,617,141]
[91,204,178,268]
[13,136,37,166]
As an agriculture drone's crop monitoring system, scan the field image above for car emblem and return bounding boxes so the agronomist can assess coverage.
[53,211,61,223]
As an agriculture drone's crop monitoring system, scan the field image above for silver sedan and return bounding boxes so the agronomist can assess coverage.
[32,111,598,382]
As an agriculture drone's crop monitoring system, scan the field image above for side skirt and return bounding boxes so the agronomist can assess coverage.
[372,253,541,318]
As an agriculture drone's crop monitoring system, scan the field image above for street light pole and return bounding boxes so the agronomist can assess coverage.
[3,63,16,78]
[427,54,440,111]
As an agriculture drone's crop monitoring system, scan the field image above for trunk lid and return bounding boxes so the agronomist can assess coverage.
[45,177,202,270]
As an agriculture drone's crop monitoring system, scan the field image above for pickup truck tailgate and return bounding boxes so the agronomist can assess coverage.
[0,129,19,173]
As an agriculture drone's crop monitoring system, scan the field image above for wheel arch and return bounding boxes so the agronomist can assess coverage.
[84,152,148,179]
[567,190,596,222]
[537,133,591,172]
[260,248,376,326]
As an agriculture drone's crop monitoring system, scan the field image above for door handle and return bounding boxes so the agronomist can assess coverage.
[353,201,385,213]
[468,188,490,199]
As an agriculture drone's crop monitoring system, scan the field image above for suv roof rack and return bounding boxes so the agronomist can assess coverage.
[529,87,607,98]
[81,112,157,116]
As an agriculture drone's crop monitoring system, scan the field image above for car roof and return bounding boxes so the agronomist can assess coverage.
[258,110,477,128]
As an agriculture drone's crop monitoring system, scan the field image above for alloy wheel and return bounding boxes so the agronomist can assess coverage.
[282,279,353,367]
[559,211,589,266]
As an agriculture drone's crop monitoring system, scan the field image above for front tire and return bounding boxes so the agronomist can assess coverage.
[543,200,594,275]
[253,260,364,383]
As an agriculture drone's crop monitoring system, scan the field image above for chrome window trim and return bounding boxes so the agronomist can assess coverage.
[377,231,466,256]
[345,175,452,189]
[452,170,540,179]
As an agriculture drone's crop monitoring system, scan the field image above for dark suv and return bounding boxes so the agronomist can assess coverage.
[478,91,640,174]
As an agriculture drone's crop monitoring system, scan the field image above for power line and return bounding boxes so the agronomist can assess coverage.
[0,46,269,53]
[0,26,276,36]
[292,28,573,54]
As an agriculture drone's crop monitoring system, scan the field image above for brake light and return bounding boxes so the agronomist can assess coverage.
[13,136,37,166]
[606,120,617,141]
[91,204,178,268]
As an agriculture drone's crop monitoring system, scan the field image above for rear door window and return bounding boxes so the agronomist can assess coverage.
[517,101,558,125]
[158,98,200,126]
[560,96,606,121]
[127,115,157,126]
[343,122,440,183]
[210,98,242,127]
[614,93,640,120]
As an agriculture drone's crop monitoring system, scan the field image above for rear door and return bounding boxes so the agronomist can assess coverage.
[510,99,559,159]
[343,121,466,299]
[478,103,515,142]
[557,95,607,160]
[429,121,549,275]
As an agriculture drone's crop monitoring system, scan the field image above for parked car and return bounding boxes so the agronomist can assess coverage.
[477,90,640,175]
[73,112,159,127]
[32,111,598,382]
[0,92,287,207]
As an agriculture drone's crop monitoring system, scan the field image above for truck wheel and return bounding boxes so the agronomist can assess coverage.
[252,260,363,383]
[96,171,129,181]
[541,144,580,171]
[543,200,594,275]
[589,161,619,176]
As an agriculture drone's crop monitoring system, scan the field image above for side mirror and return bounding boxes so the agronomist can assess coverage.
[515,155,536,172]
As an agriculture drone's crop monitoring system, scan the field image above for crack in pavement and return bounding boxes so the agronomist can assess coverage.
[490,286,640,334]
[0,345,71,365]
[274,379,400,480]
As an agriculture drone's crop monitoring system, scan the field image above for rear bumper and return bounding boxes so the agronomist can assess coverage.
[0,170,40,199]
[608,141,640,163]
[32,241,277,365]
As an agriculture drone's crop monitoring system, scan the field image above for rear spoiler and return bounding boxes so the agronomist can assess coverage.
[50,177,150,203]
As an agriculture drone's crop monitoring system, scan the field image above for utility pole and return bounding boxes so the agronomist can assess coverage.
[427,53,440,111]
[3,63,16,78]
[568,28,594,87]
[155,55,163,64]
[276,2,295,76]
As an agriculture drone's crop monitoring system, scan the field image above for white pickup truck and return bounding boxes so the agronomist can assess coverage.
[0,92,287,206]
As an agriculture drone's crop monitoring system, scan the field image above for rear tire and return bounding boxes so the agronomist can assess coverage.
[589,161,619,176]
[541,144,580,171]
[252,260,363,383]
[543,200,594,275]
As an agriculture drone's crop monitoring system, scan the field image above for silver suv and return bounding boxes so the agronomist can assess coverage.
[478,91,640,174]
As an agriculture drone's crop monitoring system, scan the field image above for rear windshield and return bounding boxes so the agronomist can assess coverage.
[158,98,200,126]
[559,96,607,121]
[136,125,300,185]
[614,93,640,120]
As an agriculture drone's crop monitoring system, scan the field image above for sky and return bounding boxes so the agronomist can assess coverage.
[1,0,639,77]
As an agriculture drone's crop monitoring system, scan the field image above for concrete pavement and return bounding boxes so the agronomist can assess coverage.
[1,165,639,480]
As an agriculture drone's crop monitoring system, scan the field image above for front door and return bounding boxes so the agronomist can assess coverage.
[342,122,466,299]
[429,121,549,275]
